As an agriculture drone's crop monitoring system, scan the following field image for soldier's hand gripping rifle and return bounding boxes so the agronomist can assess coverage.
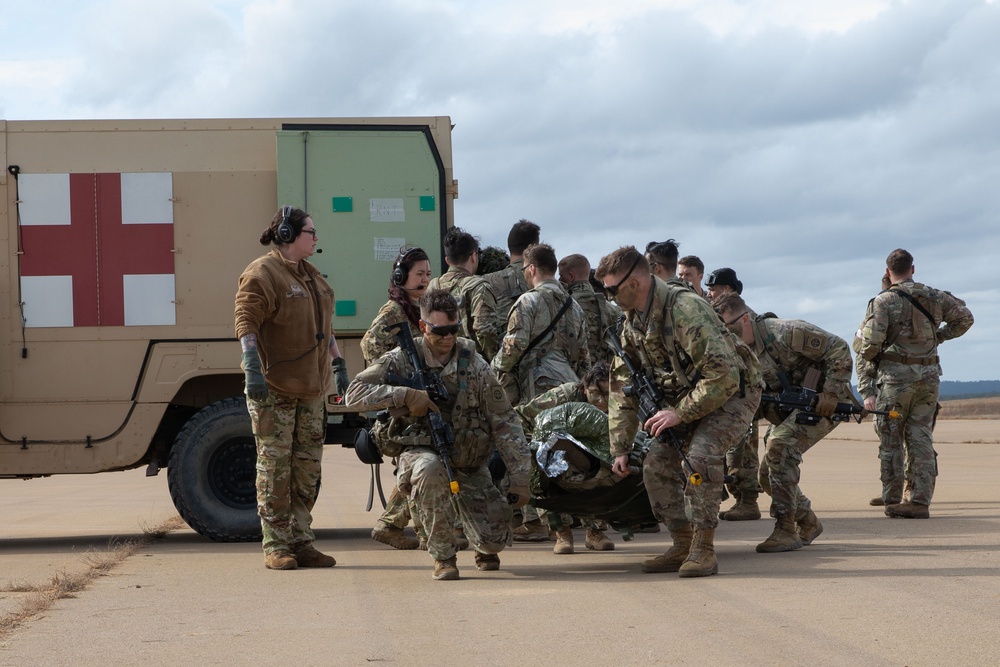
[604,319,706,486]
[380,322,460,495]
[762,369,900,426]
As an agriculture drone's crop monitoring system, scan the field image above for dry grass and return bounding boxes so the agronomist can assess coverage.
[0,515,184,641]
[938,395,1000,420]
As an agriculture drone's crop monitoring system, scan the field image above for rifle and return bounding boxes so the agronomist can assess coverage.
[762,369,900,426]
[604,318,706,487]
[379,322,460,495]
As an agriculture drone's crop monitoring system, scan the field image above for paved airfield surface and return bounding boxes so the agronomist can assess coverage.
[2,420,998,666]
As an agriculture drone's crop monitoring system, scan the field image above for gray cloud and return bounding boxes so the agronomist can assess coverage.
[2,0,994,379]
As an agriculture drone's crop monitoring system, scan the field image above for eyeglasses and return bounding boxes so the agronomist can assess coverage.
[301,228,318,239]
[603,255,641,298]
[522,264,534,276]
[422,321,460,337]
[724,312,747,326]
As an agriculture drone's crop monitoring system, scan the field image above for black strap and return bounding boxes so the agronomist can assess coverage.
[512,296,574,373]
[890,287,936,326]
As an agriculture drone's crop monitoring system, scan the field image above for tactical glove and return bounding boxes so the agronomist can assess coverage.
[332,357,350,396]
[242,350,268,401]
[815,391,838,418]
[402,388,439,417]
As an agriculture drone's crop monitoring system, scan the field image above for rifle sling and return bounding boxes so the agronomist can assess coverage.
[512,295,575,373]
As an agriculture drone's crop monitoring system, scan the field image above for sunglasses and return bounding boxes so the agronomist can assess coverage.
[604,255,641,298]
[724,311,747,326]
[422,321,460,337]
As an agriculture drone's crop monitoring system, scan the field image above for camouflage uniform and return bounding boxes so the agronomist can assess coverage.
[247,394,325,554]
[361,300,417,366]
[751,314,854,518]
[360,300,422,536]
[492,279,591,406]
[855,280,973,507]
[428,267,502,360]
[567,280,621,367]
[515,381,585,433]
[608,277,762,531]
[485,259,529,321]
[346,337,530,563]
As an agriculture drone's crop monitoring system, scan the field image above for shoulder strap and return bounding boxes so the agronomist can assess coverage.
[889,286,936,326]
[513,294,575,372]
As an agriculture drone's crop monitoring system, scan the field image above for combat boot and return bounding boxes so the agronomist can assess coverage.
[678,527,718,578]
[641,522,693,573]
[553,526,575,554]
[475,552,501,571]
[720,491,761,521]
[885,501,930,519]
[585,528,615,551]
[454,527,470,551]
[756,515,804,553]
[371,525,419,550]
[795,508,823,546]
[264,549,297,570]
[869,496,885,506]
[292,544,337,568]
[433,556,459,580]
[512,520,552,542]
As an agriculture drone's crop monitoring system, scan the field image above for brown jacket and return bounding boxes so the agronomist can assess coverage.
[235,249,334,398]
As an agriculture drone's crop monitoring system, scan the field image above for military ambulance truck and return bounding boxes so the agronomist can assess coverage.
[0,117,456,541]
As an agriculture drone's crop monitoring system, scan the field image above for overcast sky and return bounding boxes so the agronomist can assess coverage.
[1,0,996,381]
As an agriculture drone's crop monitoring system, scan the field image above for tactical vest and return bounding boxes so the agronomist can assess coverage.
[872,283,942,366]
[627,281,701,404]
[371,338,493,468]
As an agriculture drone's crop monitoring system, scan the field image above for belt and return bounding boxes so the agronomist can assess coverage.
[879,352,939,366]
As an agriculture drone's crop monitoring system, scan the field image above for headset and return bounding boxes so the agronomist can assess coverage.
[276,205,297,244]
[391,246,422,286]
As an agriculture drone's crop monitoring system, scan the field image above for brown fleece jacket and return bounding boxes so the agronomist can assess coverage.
[235,248,334,398]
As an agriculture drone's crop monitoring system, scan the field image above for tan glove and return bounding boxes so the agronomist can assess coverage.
[815,391,839,418]
[402,388,439,417]
[507,485,531,509]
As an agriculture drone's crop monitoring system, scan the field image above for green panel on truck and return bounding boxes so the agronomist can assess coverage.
[276,126,448,335]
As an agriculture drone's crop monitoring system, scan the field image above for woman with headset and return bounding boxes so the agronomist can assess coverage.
[361,246,437,551]
[360,246,432,365]
[235,206,344,571]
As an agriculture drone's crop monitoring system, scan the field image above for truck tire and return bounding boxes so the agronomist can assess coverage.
[167,397,262,542]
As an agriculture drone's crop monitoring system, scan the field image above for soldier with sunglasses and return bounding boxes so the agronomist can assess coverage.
[347,289,531,581]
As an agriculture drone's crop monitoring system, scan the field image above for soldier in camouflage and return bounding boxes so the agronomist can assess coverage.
[428,227,502,360]
[597,247,762,578]
[515,363,616,553]
[476,245,510,276]
[677,255,706,298]
[361,247,432,551]
[558,254,621,367]
[716,293,854,552]
[855,249,973,519]
[484,219,539,320]
[346,289,531,580]
[492,243,591,406]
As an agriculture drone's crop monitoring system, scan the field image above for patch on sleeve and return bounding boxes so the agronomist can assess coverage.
[493,388,506,403]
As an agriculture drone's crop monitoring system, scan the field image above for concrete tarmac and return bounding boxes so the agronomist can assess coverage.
[1,420,998,666]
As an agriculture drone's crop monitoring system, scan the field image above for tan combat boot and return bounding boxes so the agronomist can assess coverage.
[720,491,762,521]
[513,520,552,542]
[795,508,823,546]
[433,556,460,580]
[371,525,420,550]
[475,552,500,571]
[585,528,615,551]
[678,527,718,578]
[292,544,337,568]
[756,515,804,553]
[264,549,297,570]
[885,501,930,519]
[553,526,575,554]
[869,496,885,506]
[641,522,693,573]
